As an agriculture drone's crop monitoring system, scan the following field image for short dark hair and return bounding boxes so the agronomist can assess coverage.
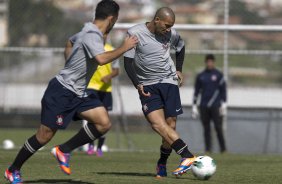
[95,0,120,20]
[205,54,215,61]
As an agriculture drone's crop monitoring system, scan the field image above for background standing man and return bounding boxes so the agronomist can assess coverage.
[192,54,227,153]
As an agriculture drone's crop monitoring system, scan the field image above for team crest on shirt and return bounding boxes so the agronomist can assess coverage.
[56,115,64,126]
[211,75,217,81]
[162,43,169,50]
[143,104,149,112]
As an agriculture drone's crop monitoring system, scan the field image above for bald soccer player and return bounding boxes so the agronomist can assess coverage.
[4,1,137,183]
[124,7,195,178]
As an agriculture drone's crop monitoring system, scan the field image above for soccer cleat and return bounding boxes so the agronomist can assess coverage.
[87,145,95,155]
[156,164,167,178]
[4,169,23,184]
[96,148,103,157]
[51,146,71,175]
[172,157,196,176]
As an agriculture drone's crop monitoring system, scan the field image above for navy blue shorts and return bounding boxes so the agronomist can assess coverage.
[86,89,113,111]
[139,83,183,117]
[41,78,103,129]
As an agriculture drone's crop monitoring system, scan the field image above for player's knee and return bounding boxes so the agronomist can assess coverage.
[166,117,176,129]
[103,120,112,131]
[96,119,111,133]
[151,122,165,133]
[36,126,56,144]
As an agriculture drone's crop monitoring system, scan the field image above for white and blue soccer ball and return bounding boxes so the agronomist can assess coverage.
[191,156,216,180]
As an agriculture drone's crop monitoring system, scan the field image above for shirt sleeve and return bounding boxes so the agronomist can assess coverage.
[193,74,202,105]
[219,74,227,103]
[170,29,185,52]
[82,32,105,59]
[123,31,136,59]
[69,33,78,44]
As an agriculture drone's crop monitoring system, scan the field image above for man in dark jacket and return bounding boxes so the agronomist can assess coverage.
[192,54,227,153]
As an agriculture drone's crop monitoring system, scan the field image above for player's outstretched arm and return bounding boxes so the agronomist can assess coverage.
[95,36,138,65]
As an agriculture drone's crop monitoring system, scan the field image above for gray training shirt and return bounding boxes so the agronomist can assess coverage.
[124,23,185,86]
[56,22,105,97]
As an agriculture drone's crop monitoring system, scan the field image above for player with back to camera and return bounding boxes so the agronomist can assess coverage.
[65,33,120,156]
[124,7,195,178]
[4,1,138,183]
[192,54,227,154]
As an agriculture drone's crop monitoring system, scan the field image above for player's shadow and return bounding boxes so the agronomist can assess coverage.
[24,179,95,184]
[96,171,155,177]
[96,172,197,181]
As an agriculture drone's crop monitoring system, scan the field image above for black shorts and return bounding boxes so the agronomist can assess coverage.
[41,78,103,129]
[139,83,183,117]
[86,89,113,111]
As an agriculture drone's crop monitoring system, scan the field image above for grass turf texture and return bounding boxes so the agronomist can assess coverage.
[1,129,282,184]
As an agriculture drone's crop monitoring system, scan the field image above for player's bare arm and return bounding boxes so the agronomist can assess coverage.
[95,35,138,65]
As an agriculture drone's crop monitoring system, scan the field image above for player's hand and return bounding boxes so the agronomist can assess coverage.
[122,35,138,51]
[220,103,227,116]
[101,75,111,83]
[192,105,199,119]
[176,71,184,87]
[137,84,151,97]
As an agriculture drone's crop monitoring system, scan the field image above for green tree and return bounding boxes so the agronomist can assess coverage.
[9,0,82,47]
[229,0,264,24]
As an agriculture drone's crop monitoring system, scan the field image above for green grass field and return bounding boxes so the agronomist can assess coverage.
[1,129,282,184]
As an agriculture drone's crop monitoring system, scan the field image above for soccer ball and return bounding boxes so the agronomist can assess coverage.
[191,156,216,180]
[2,139,15,150]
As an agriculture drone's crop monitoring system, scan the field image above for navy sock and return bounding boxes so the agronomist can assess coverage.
[171,139,194,158]
[9,135,43,172]
[157,146,172,165]
[97,136,106,149]
[59,123,102,153]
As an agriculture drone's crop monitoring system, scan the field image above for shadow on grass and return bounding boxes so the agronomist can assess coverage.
[95,172,198,181]
[24,179,95,184]
[96,171,155,177]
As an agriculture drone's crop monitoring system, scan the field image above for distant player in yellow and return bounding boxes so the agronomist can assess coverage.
[83,42,120,156]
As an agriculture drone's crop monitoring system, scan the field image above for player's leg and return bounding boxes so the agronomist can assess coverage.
[82,120,95,155]
[158,117,176,164]
[58,107,110,154]
[5,125,57,183]
[211,107,226,153]
[96,136,106,157]
[52,106,110,175]
[200,107,212,153]
[95,91,112,157]
[156,117,176,178]
[146,110,195,176]
[5,78,67,182]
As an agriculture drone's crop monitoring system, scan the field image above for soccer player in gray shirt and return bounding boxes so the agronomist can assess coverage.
[124,7,195,177]
[4,1,137,183]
